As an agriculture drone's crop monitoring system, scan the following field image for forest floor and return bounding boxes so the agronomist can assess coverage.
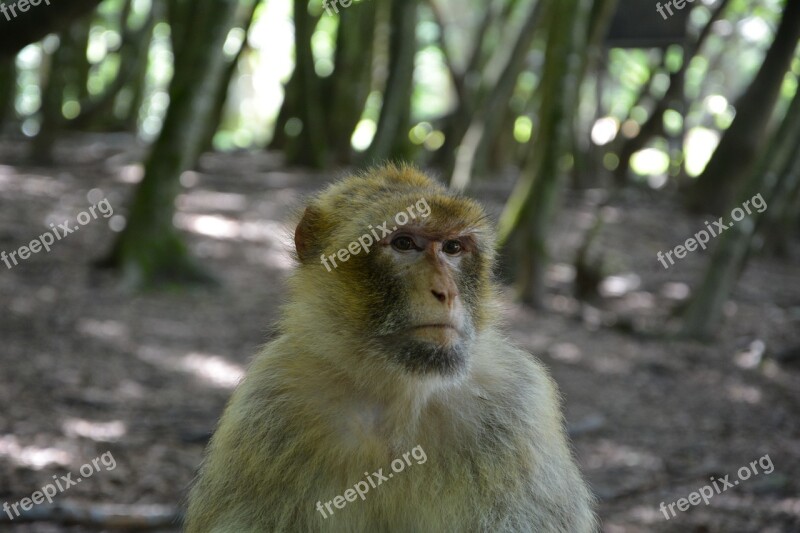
[0,134,799,533]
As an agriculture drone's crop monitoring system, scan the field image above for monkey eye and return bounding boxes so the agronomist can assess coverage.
[442,240,462,255]
[391,235,416,252]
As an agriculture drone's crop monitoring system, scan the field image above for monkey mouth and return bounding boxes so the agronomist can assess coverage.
[411,324,460,333]
[408,324,463,347]
[377,325,469,376]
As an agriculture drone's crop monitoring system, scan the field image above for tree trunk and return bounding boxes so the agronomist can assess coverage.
[364,0,418,163]
[497,0,593,307]
[323,0,378,163]
[450,0,544,189]
[758,90,800,256]
[269,74,297,151]
[679,89,800,339]
[0,57,17,131]
[121,4,161,132]
[428,0,509,171]
[70,0,155,131]
[30,40,71,162]
[69,17,92,102]
[614,0,731,185]
[202,0,262,150]
[283,0,327,167]
[100,0,251,288]
[569,0,619,189]
[688,0,800,213]
[30,11,95,159]
[268,1,327,167]
[760,145,800,256]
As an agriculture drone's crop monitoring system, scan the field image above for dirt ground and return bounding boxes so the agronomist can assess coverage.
[1,134,798,532]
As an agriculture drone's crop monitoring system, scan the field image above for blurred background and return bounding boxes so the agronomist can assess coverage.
[0,0,798,531]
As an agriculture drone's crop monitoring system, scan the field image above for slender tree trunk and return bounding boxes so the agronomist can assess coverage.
[679,89,800,339]
[323,0,377,163]
[570,0,619,189]
[30,11,96,158]
[688,0,800,213]
[428,0,509,170]
[101,0,252,288]
[0,57,16,131]
[364,0,418,163]
[760,146,800,256]
[202,0,262,150]
[497,0,593,307]
[70,17,92,102]
[283,0,327,167]
[758,91,800,256]
[30,41,70,162]
[70,0,155,131]
[269,75,296,151]
[122,5,160,132]
[167,0,193,61]
[450,0,544,189]
[269,0,326,166]
[615,0,730,185]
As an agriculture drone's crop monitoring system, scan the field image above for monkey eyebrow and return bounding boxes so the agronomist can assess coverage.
[385,224,479,240]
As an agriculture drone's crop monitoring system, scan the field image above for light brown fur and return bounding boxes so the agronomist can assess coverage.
[185,165,596,532]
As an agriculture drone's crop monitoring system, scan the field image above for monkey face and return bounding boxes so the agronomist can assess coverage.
[366,228,482,376]
[293,165,497,378]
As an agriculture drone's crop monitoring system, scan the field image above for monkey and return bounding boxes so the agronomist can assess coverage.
[185,164,597,532]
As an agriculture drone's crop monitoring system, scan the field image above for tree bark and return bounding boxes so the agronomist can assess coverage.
[364,0,418,163]
[688,0,800,213]
[201,0,263,150]
[30,38,72,162]
[449,0,544,189]
[101,0,253,288]
[757,91,800,256]
[282,0,327,167]
[679,89,800,339]
[497,0,593,307]
[614,0,731,185]
[30,9,95,159]
[323,0,377,163]
[0,57,16,130]
[69,0,155,131]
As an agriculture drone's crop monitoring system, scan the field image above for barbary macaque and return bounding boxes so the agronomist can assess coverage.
[185,165,596,532]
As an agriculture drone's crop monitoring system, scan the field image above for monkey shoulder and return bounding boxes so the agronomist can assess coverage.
[469,330,560,414]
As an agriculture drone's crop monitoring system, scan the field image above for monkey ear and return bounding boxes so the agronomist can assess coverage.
[295,206,322,263]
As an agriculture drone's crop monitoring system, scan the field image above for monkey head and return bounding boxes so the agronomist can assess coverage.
[290,165,498,380]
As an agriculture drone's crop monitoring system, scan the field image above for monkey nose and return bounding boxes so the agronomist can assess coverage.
[431,286,458,306]
[431,289,447,303]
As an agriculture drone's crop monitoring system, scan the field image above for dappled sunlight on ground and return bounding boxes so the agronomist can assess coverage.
[0,136,798,531]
